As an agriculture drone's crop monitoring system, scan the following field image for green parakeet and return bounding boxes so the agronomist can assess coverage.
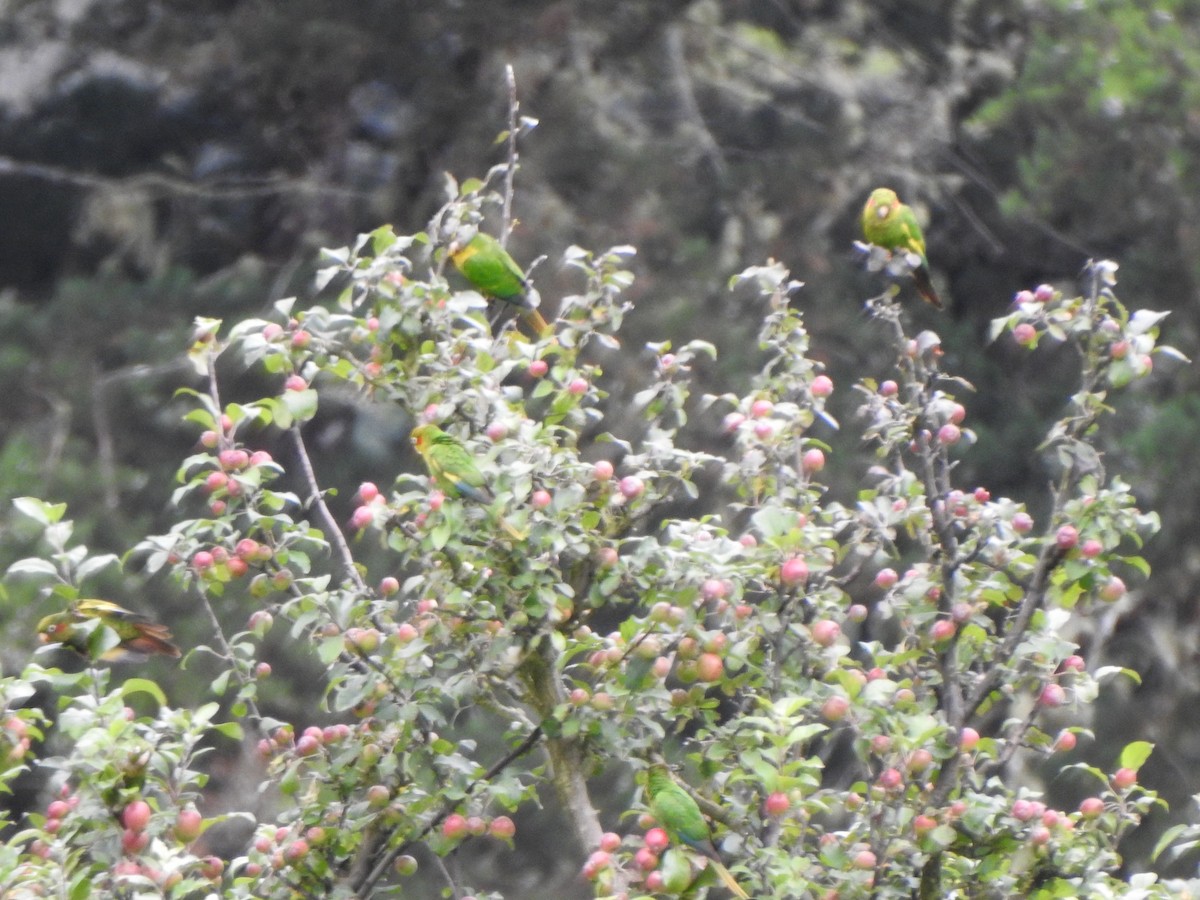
[38,599,180,663]
[449,232,552,337]
[862,187,942,309]
[646,764,750,899]
[410,423,525,540]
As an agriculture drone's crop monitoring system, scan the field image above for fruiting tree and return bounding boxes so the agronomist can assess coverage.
[0,166,1191,899]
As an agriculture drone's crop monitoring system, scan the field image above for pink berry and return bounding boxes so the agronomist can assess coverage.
[358,482,379,503]
[701,579,727,601]
[811,375,833,397]
[750,399,774,418]
[1014,289,1035,306]
[192,550,215,571]
[765,792,790,816]
[722,412,746,434]
[284,374,308,391]
[879,380,898,397]
[175,808,203,842]
[874,568,899,590]
[531,489,552,509]
[1055,525,1078,550]
[123,800,152,833]
[853,849,877,869]
[485,421,508,442]
[878,768,902,790]
[618,476,645,499]
[1012,512,1034,534]
[1011,799,1037,821]
[568,378,589,396]
[948,403,967,424]
[753,421,774,439]
[929,620,956,642]
[938,424,961,445]
[442,814,468,840]
[593,460,614,481]
[1079,797,1104,819]
[527,359,549,378]
[350,506,375,530]
[644,827,670,853]
[973,487,990,503]
[780,557,809,587]
[1099,576,1126,602]
[1039,683,1066,708]
[847,603,868,623]
[960,727,980,751]
[634,847,658,871]
[379,576,400,596]
[489,816,516,840]
[1034,283,1055,303]
[1014,323,1037,346]
[1053,731,1077,752]
[1111,768,1137,790]
[1080,538,1103,558]
[811,619,841,647]
[600,832,622,852]
[802,448,826,472]
[821,695,850,721]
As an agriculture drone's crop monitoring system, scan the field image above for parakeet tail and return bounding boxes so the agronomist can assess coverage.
[522,308,553,338]
[497,513,527,541]
[912,266,943,309]
[711,860,750,899]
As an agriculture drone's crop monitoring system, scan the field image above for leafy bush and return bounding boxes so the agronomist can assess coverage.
[0,168,1192,898]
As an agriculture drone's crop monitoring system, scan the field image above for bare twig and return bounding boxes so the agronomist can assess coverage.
[665,24,726,178]
[501,64,519,246]
[0,155,365,202]
[287,425,367,593]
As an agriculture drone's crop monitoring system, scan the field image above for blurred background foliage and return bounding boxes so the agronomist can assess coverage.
[0,0,1198,880]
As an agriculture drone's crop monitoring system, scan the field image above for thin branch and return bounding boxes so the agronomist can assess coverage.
[0,155,365,201]
[501,64,519,246]
[288,425,368,593]
[665,24,726,179]
[354,723,546,894]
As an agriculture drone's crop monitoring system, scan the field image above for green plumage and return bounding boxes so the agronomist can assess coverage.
[862,187,942,308]
[37,599,180,662]
[410,423,525,540]
[449,233,551,336]
[646,764,749,898]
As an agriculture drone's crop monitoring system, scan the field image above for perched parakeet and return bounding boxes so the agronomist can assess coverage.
[449,232,552,337]
[861,187,942,309]
[37,599,180,663]
[646,764,750,899]
[410,423,525,540]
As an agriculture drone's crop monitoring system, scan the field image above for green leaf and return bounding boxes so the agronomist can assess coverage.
[1150,823,1188,863]
[7,558,60,578]
[1118,740,1153,771]
[120,678,168,707]
[213,720,244,741]
[281,388,319,423]
[13,497,68,526]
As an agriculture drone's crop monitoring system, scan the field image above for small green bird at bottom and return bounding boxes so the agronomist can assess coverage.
[861,187,942,309]
[646,763,750,899]
[38,599,181,663]
[410,423,526,541]
[449,232,553,337]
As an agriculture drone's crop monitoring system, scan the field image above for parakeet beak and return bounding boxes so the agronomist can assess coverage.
[876,204,890,218]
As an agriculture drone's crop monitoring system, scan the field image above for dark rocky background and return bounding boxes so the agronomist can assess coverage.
[1,0,1198,885]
